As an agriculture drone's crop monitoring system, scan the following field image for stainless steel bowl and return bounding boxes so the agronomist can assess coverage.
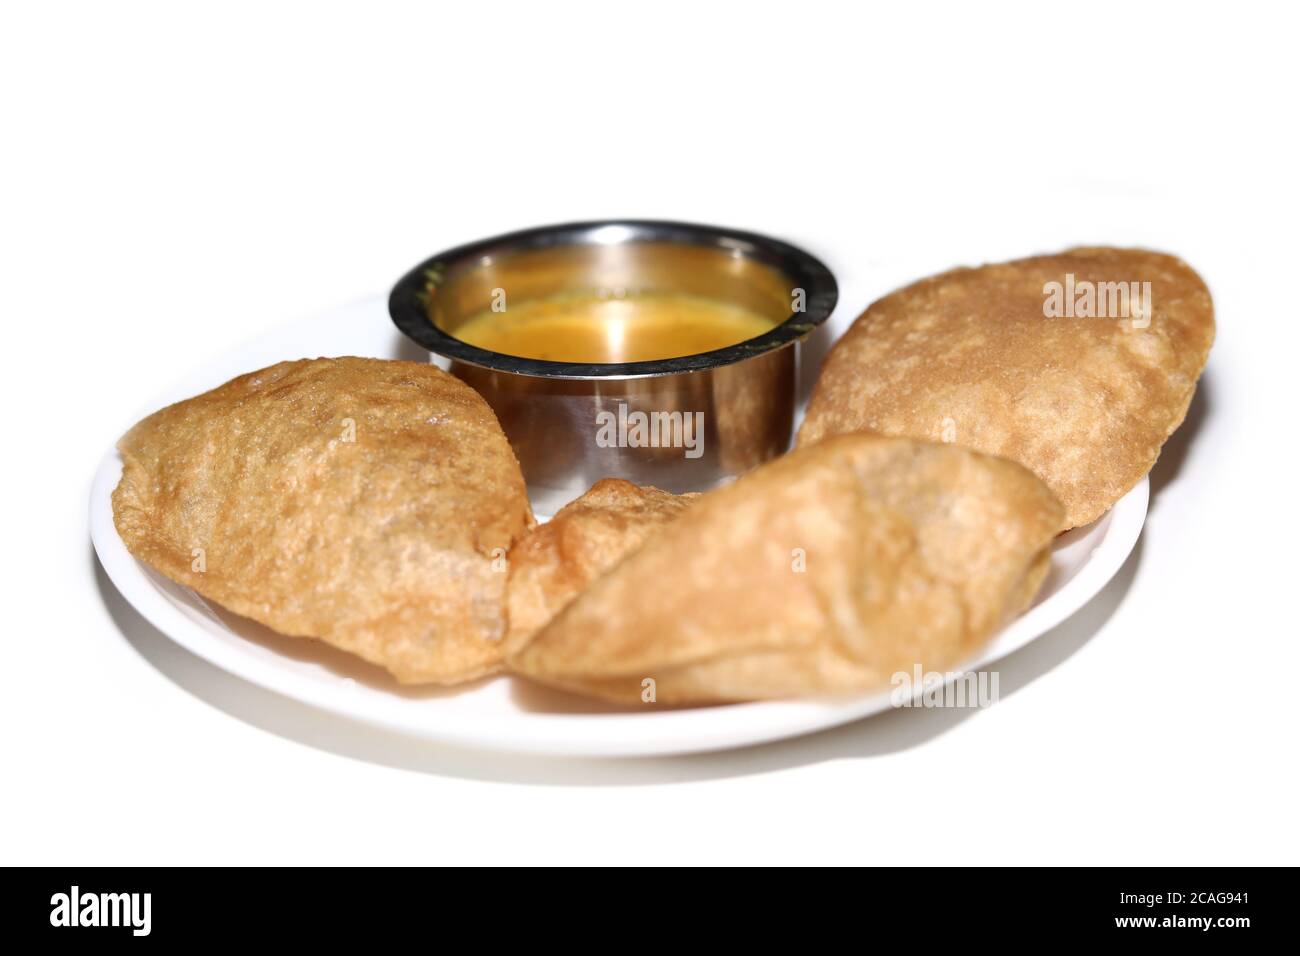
[389,220,837,514]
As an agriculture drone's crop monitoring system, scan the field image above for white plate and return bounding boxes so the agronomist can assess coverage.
[90,298,1147,756]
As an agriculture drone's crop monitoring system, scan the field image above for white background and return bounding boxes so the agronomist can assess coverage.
[3,1,1296,865]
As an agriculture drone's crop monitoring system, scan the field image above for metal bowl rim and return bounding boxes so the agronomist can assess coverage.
[387,218,838,380]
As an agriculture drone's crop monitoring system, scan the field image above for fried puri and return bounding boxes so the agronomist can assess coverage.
[509,434,1063,705]
[112,357,534,684]
[798,248,1214,529]
[504,479,696,656]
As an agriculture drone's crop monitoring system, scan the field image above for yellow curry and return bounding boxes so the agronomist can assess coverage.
[453,292,777,363]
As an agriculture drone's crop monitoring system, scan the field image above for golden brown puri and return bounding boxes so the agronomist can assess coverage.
[112,357,534,684]
[798,247,1214,529]
[510,434,1063,706]
[504,479,696,656]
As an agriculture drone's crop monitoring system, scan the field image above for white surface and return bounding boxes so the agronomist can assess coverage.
[4,2,1297,864]
[88,299,1148,757]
